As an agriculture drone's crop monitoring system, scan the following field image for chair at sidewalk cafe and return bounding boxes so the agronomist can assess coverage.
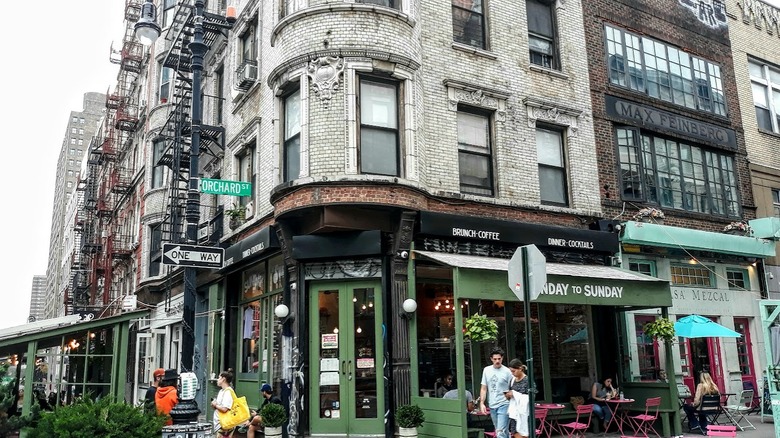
[697,394,723,428]
[627,396,661,437]
[534,407,549,438]
[721,389,756,431]
[558,404,593,437]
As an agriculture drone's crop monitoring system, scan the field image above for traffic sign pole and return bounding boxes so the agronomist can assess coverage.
[522,245,536,438]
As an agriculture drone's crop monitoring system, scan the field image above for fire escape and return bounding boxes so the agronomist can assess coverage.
[157,3,228,247]
[71,0,142,316]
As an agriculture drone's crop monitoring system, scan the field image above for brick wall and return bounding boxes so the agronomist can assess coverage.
[583,0,754,230]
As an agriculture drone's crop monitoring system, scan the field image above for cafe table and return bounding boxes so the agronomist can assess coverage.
[534,403,565,438]
[604,398,635,436]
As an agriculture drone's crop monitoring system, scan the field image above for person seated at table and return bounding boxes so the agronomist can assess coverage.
[682,371,719,435]
[588,376,617,427]
[437,373,454,398]
[657,370,668,383]
[443,387,475,412]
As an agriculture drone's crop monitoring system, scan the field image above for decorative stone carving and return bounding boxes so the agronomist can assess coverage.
[524,96,584,138]
[307,56,344,104]
[445,80,508,123]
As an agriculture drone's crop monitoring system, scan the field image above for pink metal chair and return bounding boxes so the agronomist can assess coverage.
[534,407,549,438]
[558,404,593,437]
[705,424,737,437]
[627,396,661,437]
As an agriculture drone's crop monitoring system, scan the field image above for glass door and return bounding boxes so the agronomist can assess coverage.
[734,318,757,395]
[309,281,384,435]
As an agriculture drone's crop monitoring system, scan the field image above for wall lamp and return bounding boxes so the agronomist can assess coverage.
[275,304,293,322]
[400,298,418,319]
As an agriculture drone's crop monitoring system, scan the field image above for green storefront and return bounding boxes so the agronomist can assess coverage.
[408,250,680,437]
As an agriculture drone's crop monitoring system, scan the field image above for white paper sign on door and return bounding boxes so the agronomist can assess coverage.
[321,358,339,372]
[322,334,338,349]
[320,371,340,386]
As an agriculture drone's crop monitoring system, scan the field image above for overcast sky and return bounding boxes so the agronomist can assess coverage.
[0,1,124,329]
[1,2,780,330]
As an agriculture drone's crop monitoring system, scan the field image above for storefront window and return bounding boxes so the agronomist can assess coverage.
[544,304,589,403]
[25,329,116,408]
[415,279,457,397]
[634,315,660,381]
[509,302,544,397]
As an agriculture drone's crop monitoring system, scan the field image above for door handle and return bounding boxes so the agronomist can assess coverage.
[348,360,353,381]
[341,360,346,375]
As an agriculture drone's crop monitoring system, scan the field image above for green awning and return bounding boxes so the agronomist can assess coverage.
[414,251,672,308]
[621,221,775,258]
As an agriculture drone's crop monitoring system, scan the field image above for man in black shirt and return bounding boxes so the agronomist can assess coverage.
[246,383,283,438]
[143,368,165,413]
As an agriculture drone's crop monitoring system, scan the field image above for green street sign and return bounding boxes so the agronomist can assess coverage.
[200,178,252,197]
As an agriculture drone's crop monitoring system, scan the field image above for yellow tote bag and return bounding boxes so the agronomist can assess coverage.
[218,387,251,431]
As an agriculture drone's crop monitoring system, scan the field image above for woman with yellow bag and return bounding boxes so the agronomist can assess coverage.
[211,369,251,437]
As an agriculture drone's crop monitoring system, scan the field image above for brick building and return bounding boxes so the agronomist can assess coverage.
[582,0,771,417]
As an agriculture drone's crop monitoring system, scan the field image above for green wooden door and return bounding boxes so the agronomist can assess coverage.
[309,281,384,435]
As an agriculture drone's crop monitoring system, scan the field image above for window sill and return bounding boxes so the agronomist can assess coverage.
[451,42,498,60]
[757,128,780,139]
[528,64,568,80]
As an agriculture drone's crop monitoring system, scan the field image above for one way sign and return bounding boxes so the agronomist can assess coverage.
[162,243,224,269]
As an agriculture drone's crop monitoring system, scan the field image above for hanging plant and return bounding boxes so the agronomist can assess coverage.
[643,317,675,343]
[464,313,498,343]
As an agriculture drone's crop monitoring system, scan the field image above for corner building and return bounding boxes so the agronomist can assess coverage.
[199,0,683,435]
[582,0,772,423]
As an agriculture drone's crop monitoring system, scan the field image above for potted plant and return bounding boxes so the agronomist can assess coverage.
[723,220,752,236]
[260,402,287,438]
[226,204,247,230]
[395,404,425,437]
[464,313,499,343]
[643,317,675,344]
[633,207,665,224]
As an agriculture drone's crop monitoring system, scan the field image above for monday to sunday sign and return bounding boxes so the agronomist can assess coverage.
[200,178,252,197]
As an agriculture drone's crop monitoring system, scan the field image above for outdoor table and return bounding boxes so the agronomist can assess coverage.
[604,398,635,435]
[468,410,493,432]
[535,403,565,438]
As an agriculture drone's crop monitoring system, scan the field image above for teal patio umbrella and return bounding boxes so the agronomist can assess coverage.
[674,314,742,338]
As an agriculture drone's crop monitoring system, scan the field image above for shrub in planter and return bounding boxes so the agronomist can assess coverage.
[27,397,167,438]
[260,402,287,428]
[395,404,425,428]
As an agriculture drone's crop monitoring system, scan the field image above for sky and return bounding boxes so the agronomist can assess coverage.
[0,1,125,329]
[0,2,780,330]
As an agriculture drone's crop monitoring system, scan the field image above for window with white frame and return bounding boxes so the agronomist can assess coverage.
[616,128,740,217]
[149,223,163,277]
[237,145,255,208]
[359,78,400,176]
[283,90,301,183]
[457,108,493,196]
[151,139,166,189]
[452,0,486,49]
[159,66,172,103]
[162,0,176,28]
[749,58,780,132]
[536,126,567,206]
[357,0,396,8]
[527,0,557,69]
[606,25,726,116]
[670,264,713,287]
[241,24,257,65]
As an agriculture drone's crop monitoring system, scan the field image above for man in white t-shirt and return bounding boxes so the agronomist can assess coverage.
[479,348,513,438]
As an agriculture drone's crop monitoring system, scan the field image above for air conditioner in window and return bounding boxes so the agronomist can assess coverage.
[242,64,258,82]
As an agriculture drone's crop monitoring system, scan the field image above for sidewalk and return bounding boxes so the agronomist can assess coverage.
[601,414,773,437]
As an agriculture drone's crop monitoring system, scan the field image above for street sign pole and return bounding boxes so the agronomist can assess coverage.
[522,245,536,438]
